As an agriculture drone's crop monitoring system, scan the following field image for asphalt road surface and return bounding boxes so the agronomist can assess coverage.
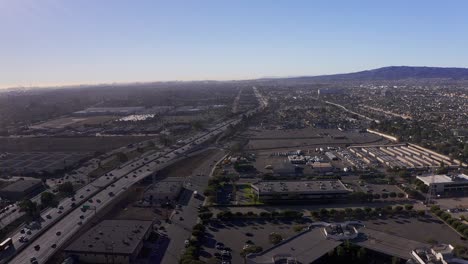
[159,149,225,264]
[6,119,240,264]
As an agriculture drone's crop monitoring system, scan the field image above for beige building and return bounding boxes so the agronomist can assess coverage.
[64,220,153,264]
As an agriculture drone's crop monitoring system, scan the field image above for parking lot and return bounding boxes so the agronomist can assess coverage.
[433,197,468,220]
[201,219,302,264]
[0,152,89,174]
[363,214,468,246]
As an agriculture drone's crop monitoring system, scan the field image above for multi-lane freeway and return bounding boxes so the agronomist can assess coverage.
[2,87,267,264]
[6,118,244,264]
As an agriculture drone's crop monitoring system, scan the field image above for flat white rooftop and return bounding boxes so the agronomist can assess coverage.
[417,174,468,185]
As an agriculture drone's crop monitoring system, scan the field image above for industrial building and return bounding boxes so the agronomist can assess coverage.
[325,152,338,161]
[310,162,334,172]
[251,180,351,202]
[416,174,468,195]
[348,144,467,169]
[0,179,43,201]
[272,163,304,177]
[73,107,145,116]
[64,220,153,264]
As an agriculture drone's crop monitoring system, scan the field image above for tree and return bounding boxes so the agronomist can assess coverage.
[199,212,213,221]
[19,199,39,219]
[319,208,329,218]
[404,204,413,211]
[364,207,372,215]
[229,142,243,153]
[57,182,75,196]
[269,233,283,244]
[191,120,204,131]
[336,246,345,258]
[116,152,128,163]
[240,245,263,257]
[394,206,403,212]
[357,247,367,262]
[40,192,58,208]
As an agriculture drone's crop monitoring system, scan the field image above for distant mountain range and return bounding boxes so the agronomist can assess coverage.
[287,66,468,81]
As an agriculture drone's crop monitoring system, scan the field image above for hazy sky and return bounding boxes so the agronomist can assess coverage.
[1,0,468,88]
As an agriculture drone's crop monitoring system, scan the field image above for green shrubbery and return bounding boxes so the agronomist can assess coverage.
[430,206,468,238]
[216,210,303,220]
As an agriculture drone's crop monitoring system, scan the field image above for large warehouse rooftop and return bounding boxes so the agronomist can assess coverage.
[64,220,152,255]
[417,174,468,185]
[0,179,42,193]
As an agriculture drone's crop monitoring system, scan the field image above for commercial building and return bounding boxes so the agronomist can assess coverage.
[247,222,427,264]
[416,174,468,195]
[323,223,359,241]
[251,180,351,202]
[64,220,153,264]
[143,177,183,205]
[272,163,304,177]
[325,152,338,161]
[246,227,342,264]
[410,244,468,264]
[310,162,334,172]
[0,179,43,201]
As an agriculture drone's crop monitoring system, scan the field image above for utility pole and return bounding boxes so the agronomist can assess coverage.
[425,170,436,213]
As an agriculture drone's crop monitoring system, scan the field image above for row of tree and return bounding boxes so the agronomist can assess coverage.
[431,206,468,238]
[216,210,304,220]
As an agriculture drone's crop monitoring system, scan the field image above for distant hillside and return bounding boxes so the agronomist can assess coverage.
[291,66,468,81]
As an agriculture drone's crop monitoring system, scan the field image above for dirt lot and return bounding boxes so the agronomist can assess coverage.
[242,128,389,150]
[158,149,218,178]
[30,116,116,129]
[0,136,153,152]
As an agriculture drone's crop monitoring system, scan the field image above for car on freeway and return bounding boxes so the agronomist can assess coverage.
[215,242,224,250]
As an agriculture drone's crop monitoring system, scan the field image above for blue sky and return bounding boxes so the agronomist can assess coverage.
[1,0,468,88]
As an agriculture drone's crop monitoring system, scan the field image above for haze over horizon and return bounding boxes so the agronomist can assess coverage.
[2,0,468,89]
